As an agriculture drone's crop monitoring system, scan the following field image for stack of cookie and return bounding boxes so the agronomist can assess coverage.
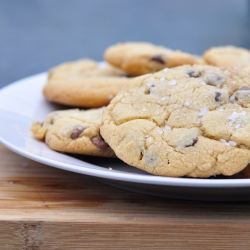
[31,42,250,178]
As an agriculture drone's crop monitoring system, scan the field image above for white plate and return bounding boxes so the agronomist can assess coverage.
[1,73,250,201]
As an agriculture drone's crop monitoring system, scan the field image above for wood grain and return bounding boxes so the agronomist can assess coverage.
[0,143,250,249]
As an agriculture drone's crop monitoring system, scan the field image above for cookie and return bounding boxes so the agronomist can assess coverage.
[31,107,116,157]
[203,46,250,72]
[100,64,250,177]
[104,42,204,76]
[43,59,132,108]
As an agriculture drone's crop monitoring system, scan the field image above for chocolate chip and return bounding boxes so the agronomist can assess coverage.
[71,126,86,140]
[238,86,250,91]
[187,68,200,78]
[202,72,226,87]
[91,136,110,149]
[215,92,221,102]
[150,55,165,64]
[185,139,198,147]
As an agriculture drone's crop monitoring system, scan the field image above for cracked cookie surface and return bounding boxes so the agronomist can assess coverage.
[203,46,250,72]
[43,59,132,108]
[100,65,250,177]
[104,42,204,76]
[31,107,115,157]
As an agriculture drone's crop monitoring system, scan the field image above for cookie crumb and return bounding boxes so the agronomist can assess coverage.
[109,167,113,170]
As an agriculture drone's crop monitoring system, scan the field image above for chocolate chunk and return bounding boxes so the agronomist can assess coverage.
[150,55,165,64]
[202,72,226,87]
[187,68,200,78]
[215,92,221,102]
[91,136,110,149]
[185,139,198,147]
[71,126,86,140]
[238,86,250,91]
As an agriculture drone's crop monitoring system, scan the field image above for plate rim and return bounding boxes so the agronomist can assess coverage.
[1,72,250,189]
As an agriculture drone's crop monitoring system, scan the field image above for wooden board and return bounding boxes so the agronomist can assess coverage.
[1,143,250,249]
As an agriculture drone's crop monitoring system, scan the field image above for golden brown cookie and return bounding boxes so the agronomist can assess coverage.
[31,107,116,157]
[100,64,250,177]
[43,59,132,108]
[104,42,204,76]
[203,45,250,72]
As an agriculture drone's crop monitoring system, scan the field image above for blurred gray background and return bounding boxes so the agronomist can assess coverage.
[0,0,250,88]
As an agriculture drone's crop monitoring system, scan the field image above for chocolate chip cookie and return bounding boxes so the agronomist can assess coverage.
[203,45,250,72]
[31,107,115,157]
[43,59,132,108]
[100,65,250,177]
[104,42,204,76]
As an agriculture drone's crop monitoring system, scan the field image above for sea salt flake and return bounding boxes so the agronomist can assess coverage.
[108,94,114,100]
[185,101,190,106]
[162,125,171,132]
[157,129,163,134]
[145,135,149,138]
[161,96,166,101]
[160,77,165,81]
[197,118,202,124]
[228,112,239,122]
[229,95,236,103]
[229,141,237,146]
[168,80,176,86]
[240,111,246,116]
[142,108,147,112]
[198,79,206,85]
[220,139,237,147]
[163,68,169,73]
[147,80,154,87]
[217,107,224,111]
[235,124,241,129]
[198,107,208,117]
